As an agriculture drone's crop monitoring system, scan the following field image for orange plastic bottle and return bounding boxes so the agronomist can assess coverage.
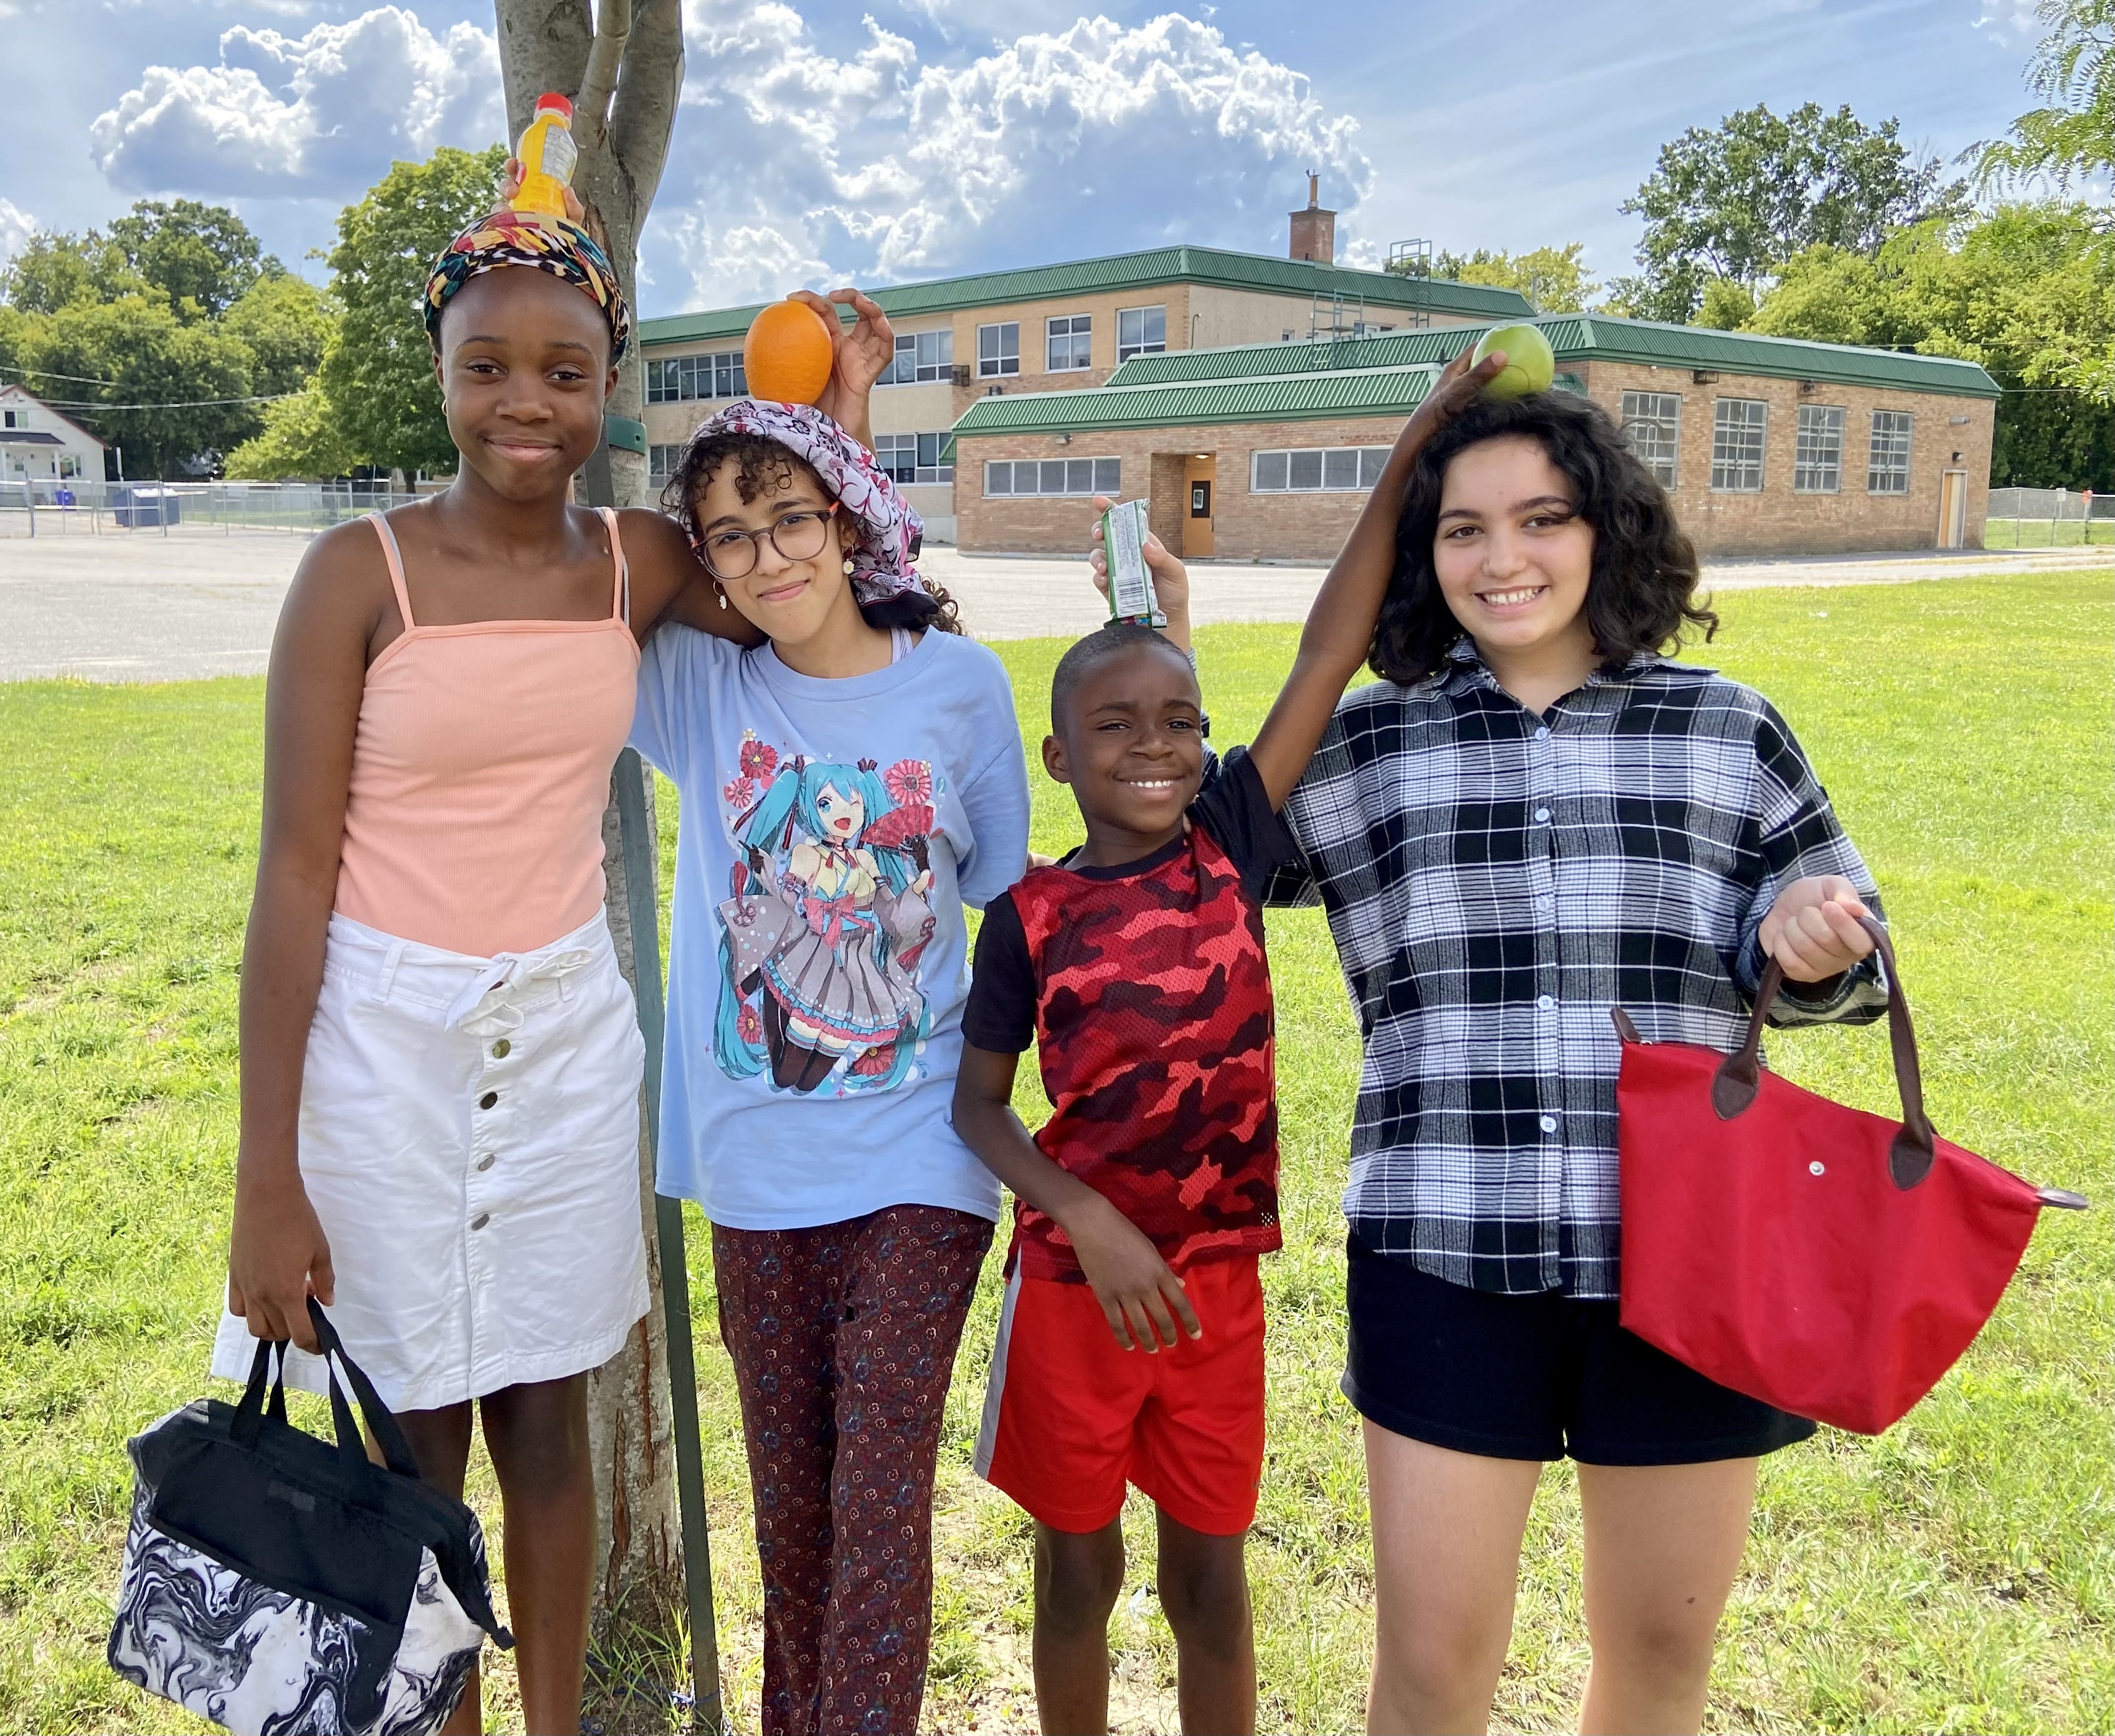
[514,93,578,218]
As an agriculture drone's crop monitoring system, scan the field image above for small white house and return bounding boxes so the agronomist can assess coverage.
[0,384,106,484]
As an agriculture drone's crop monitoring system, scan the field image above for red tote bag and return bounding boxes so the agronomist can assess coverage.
[1614,918,2086,1435]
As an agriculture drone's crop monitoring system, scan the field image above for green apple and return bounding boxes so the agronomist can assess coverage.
[1470,322,1557,399]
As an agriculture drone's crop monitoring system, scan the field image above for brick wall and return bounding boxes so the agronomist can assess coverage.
[1573,362,1994,556]
[958,373,1995,561]
[957,415,1410,560]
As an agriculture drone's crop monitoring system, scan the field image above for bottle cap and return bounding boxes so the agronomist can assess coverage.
[534,91,573,118]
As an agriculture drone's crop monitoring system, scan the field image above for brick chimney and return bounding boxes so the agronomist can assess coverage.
[1289,171,1335,265]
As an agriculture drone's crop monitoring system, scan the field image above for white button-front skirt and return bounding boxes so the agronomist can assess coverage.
[212,909,650,1413]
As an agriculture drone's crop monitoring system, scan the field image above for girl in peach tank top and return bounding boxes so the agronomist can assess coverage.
[335,507,637,958]
[213,186,895,1730]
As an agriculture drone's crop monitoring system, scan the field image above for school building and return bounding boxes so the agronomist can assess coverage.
[637,185,1532,544]
[639,184,1998,560]
[951,319,2000,561]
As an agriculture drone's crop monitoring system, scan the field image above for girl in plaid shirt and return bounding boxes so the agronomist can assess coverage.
[1157,382,1888,1735]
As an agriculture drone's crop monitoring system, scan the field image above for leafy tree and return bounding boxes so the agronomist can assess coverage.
[1408,243,1598,313]
[1692,276,1759,331]
[222,273,337,398]
[1738,205,2113,487]
[224,357,358,480]
[1972,0,2114,194]
[319,144,507,477]
[1608,103,1969,321]
[0,231,144,312]
[106,200,269,319]
[21,296,257,476]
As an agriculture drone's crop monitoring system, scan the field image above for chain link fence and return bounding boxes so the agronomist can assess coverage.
[0,479,420,540]
[1983,487,2115,549]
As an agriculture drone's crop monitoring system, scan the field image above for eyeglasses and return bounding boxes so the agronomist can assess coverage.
[695,503,840,582]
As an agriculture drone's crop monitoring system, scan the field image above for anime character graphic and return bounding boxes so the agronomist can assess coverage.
[715,736,941,1096]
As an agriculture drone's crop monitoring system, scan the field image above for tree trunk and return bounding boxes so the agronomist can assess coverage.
[492,0,688,1659]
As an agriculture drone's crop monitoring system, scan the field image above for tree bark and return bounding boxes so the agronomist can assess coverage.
[492,0,687,1653]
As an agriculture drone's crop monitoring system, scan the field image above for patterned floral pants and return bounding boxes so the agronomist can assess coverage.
[714,1204,994,1736]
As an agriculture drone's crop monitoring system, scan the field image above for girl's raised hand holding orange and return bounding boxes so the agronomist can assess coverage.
[805,288,893,444]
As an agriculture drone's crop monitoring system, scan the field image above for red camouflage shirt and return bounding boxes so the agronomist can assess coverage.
[963,749,1306,1280]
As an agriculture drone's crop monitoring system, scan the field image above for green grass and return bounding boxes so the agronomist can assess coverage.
[1981,517,2115,550]
[2,573,2109,1732]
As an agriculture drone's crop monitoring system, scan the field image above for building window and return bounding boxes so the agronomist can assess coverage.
[648,444,682,486]
[876,433,956,486]
[1710,399,1768,492]
[1794,404,1845,493]
[59,454,81,478]
[1250,446,1390,493]
[1868,410,1913,494]
[646,350,747,404]
[1046,314,1093,372]
[1,410,19,428]
[1116,306,1166,362]
[1619,391,1682,487]
[977,322,1020,378]
[983,456,1120,497]
[882,329,954,385]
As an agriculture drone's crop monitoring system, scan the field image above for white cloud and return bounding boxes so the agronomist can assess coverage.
[90,6,503,197]
[0,199,36,273]
[1974,0,2043,40]
[661,4,1372,307]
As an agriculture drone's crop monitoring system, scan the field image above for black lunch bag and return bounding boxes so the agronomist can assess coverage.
[108,1298,512,1734]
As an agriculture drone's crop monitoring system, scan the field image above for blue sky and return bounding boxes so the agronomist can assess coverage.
[0,0,2050,319]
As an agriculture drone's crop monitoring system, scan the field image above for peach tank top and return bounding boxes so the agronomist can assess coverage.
[332,509,640,959]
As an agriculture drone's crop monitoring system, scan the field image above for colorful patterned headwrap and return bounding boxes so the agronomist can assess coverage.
[688,399,925,604]
[423,209,632,363]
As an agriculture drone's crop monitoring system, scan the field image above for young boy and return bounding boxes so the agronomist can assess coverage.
[951,343,1502,1736]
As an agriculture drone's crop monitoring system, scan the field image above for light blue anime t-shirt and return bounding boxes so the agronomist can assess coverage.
[631,624,1029,1229]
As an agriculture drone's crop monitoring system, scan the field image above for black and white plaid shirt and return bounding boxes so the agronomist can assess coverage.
[1265,642,1887,1298]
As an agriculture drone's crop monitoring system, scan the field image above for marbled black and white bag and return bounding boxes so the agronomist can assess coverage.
[108,1302,511,1735]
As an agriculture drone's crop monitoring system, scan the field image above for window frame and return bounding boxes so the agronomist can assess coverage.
[1793,403,1845,494]
[1116,304,1167,363]
[1045,313,1093,373]
[875,432,956,486]
[1709,398,1768,493]
[882,328,954,387]
[977,321,1020,378]
[1619,390,1683,489]
[644,350,747,405]
[982,455,1120,497]
[1249,444,1392,494]
[1867,410,1913,495]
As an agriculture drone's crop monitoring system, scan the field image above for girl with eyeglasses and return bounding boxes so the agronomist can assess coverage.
[631,401,1029,1736]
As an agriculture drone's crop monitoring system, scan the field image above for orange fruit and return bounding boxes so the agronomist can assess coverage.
[743,299,837,405]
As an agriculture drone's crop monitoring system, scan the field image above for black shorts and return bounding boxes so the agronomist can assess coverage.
[1342,1232,1815,1466]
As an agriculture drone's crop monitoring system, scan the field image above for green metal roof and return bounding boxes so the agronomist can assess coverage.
[950,365,1441,437]
[637,248,1530,347]
[1104,312,2000,399]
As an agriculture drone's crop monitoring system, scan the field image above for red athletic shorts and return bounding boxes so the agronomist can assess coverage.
[973,1253,1266,1536]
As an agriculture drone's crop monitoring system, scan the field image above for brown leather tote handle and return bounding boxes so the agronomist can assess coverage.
[1712,914,1938,1189]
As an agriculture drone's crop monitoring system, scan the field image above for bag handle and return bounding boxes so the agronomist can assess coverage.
[230,1335,291,1446]
[306,1298,423,1480]
[224,1305,423,1480]
[1711,914,1939,1191]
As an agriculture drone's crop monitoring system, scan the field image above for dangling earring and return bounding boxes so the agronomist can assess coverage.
[715,581,728,611]
[842,557,855,576]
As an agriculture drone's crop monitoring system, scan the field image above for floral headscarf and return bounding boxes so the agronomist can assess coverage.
[689,399,925,604]
[423,209,632,362]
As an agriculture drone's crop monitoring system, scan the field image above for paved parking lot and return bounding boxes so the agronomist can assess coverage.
[0,527,2104,683]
